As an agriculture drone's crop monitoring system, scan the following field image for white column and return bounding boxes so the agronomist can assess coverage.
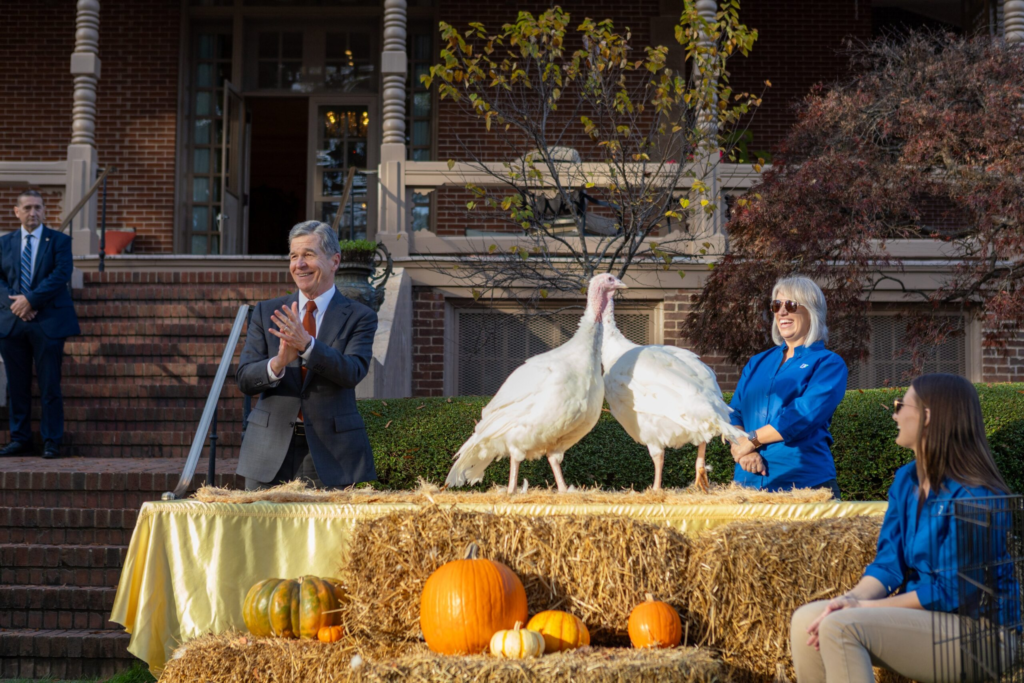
[690,0,724,244]
[1005,0,1024,43]
[66,0,101,256]
[377,0,409,255]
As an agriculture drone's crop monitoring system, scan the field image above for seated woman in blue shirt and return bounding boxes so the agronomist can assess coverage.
[790,373,1013,683]
[728,276,848,497]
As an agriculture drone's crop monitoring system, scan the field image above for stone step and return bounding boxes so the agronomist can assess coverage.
[0,628,135,679]
[0,586,119,631]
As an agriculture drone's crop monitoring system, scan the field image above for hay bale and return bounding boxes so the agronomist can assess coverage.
[338,506,692,643]
[192,479,834,506]
[160,633,730,683]
[680,516,883,682]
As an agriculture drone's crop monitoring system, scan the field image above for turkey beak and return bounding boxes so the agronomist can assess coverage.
[615,282,629,290]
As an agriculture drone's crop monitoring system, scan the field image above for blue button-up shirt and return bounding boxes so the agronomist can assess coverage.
[865,463,1016,616]
[729,341,848,491]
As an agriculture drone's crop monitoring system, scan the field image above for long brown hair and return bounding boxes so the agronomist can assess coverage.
[911,373,1009,503]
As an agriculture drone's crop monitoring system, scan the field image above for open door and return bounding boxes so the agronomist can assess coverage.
[219,81,251,254]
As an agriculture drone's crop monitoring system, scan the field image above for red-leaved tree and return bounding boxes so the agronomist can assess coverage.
[687,32,1024,372]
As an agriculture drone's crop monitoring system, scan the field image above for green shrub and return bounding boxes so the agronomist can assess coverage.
[359,384,1024,501]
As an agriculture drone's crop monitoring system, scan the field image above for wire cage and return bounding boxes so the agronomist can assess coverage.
[933,495,1024,682]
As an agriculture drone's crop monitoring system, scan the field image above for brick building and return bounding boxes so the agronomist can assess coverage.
[0,0,1021,403]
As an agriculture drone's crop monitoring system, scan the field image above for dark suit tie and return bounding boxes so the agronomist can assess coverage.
[298,301,317,421]
[20,234,33,294]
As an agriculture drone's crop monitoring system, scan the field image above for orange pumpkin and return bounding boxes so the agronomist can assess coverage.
[420,542,528,655]
[526,610,590,653]
[317,625,345,643]
[243,576,341,639]
[628,594,682,649]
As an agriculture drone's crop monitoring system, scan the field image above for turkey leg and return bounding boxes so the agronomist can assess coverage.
[648,446,665,491]
[548,453,569,493]
[507,450,525,494]
[695,442,710,493]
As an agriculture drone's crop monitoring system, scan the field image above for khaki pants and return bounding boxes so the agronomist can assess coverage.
[790,600,972,683]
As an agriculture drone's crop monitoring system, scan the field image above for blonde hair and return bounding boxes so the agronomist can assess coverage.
[771,276,828,347]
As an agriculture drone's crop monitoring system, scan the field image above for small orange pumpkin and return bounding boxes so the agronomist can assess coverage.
[526,610,590,653]
[420,542,528,655]
[628,594,682,649]
[317,625,345,643]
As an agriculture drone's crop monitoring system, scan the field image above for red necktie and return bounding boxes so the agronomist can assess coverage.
[298,301,317,421]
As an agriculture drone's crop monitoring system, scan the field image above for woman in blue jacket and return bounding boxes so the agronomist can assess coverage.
[728,276,848,496]
[790,373,1013,683]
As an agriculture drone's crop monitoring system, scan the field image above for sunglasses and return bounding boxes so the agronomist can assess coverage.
[893,399,918,415]
[770,299,801,314]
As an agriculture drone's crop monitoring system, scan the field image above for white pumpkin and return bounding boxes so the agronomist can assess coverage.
[489,621,545,659]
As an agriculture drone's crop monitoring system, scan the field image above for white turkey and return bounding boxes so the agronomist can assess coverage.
[599,287,747,491]
[445,273,626,493]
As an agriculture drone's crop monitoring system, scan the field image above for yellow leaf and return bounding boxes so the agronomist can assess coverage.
[700,199,709,207]
[679,198,690,208]
[447,159,455,170]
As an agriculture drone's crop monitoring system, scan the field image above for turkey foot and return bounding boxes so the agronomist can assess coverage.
[695,442,710,493]
[548,453,569,493]
[648,446,665,491]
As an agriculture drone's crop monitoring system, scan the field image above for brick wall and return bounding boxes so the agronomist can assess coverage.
[0,0,180,252]
[981,323,1024,383]
[663,289,743,390]
[412,286,446,396]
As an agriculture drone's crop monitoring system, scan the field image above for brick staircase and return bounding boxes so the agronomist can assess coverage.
[0,271,289,679]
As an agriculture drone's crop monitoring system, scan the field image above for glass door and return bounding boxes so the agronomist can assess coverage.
[219,81,251,254]
[308,99,377,241]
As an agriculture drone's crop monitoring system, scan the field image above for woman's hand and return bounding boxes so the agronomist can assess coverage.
[806,595,861,650]
[731,438,756,461]
[738,453,766,475]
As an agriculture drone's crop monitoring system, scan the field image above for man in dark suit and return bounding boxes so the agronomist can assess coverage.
[236,221,378,489]
[0,190,81,458]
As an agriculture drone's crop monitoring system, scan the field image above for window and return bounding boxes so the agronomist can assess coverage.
[314,105,370,240]
[325,32,375,92]
[407,27,434,161]
[454,306,654,396]
[256,32,303,90]
[187,30,233,255]
[847,314,968,389]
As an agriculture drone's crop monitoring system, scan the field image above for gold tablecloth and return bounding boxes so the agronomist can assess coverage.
[110,499,887,674]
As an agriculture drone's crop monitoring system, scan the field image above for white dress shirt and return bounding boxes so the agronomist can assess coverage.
[20,225,43,285]
[266,285,337,381]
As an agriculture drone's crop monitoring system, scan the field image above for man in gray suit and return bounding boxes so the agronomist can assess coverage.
[236,221,378,490]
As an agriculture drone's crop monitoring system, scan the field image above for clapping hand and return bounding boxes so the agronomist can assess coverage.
[268,303,311,375]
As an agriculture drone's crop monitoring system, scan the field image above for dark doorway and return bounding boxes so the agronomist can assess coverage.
[247,97,308,255]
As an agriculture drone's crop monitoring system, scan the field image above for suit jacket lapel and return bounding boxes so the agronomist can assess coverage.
[30,226,54,288]
[301,288,352,392]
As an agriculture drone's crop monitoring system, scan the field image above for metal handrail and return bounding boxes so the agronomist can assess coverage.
[60,166,115,233]
[163,304,252,500]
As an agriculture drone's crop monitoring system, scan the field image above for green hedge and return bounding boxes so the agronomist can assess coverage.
[358,384,1024,501]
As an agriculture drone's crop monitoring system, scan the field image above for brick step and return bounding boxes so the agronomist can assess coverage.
[60,362,231,379]
[0,462,242,492]
[74,302,251,319]
[77,321,238,337]
[0,586,119,631]
[73,284,285,301]
[81,271,289,285]
[0,544,127,570]
[0,507,138,532]
[0,522,135,546]
[56,383,247,400]
[7,406,246,423]
[0,432,242,460]
[0,628,135,679]
[65,341,244,358]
